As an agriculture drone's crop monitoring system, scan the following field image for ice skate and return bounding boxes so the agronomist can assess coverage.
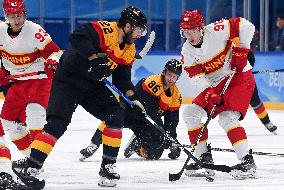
[79,143,99,161]
[0,172,30,190]
[185,145,215,177]
[230,150,257,180]
[264,122,278,135]
[12,158,45,190]
[124,134,140,158]
[168,143,181,159]
[98,163,120,187]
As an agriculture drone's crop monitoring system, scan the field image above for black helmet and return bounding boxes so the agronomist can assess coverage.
[118,6,147,35]
[164,59,182,75]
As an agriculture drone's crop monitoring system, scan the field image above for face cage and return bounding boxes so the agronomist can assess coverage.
[132,25,147,36]
[180,27,203,39]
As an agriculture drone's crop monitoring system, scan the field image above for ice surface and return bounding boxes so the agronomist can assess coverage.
[2,102,284,190]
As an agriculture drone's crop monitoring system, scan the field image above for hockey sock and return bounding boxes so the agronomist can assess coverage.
[0,122,5,136]
[29,129,43,141]
[188,123,208,158]
[12,134,32,156]
[252,102,270,125]
[91,122,105,146]
[227,125,248,160]
[0,145,11,160]
[30,132,57,165]
[188,123,208,145]
[102,127,122,164]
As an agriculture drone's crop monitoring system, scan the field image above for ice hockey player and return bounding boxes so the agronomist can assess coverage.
[231,38,278,135]
[180,10,257,179]
[0,89,27,189]
[247,52,278,135]
[80,59,182,161]
[0,0,62,188]
[11,5,148,188]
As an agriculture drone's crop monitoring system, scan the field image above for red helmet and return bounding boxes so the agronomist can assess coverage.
[3,0,26,15]
[180,10,204,30]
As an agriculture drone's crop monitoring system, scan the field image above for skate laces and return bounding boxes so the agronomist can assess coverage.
[86,144,98,154]
[14,158,44,176]
[26,167,43,177]
[170,142,179,150]
[105,164,117,174]
[14,158,28,167]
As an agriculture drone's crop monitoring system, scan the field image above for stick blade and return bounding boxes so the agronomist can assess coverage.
[169,172,182,181]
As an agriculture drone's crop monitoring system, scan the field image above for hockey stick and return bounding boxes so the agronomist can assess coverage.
[211,147,284,158]
[183,145,284,157]
[168,69,236,181]
[135,31,155,59]
[102,78,233,178]
[252,68,284,74]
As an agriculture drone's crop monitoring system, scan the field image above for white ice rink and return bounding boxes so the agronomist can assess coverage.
[3,103,284,190]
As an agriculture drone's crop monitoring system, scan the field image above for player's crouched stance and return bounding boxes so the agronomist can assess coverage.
[180,10,256,180]
[80,59,183,161]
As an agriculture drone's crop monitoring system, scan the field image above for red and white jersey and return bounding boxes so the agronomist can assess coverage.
[181,17,255,89]
[0,20,62,80]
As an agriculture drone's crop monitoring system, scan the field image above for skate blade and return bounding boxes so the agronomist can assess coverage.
[271,130,278,135]
[185,168,215,177]
[98,176,118,187]
[230,169,256,180]
[79,156,87,162]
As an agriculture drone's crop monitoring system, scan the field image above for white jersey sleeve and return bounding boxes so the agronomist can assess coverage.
[239,18,255,48]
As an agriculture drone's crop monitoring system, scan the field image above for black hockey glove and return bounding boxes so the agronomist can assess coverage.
[89,58,110,79]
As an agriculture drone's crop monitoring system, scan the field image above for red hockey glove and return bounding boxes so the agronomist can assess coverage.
[44,59,58,78]
[230,47,251,73]
[204,87,222,106]
[0,68,10,86]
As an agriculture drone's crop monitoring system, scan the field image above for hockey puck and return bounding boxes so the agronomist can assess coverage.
[205,177,214,182]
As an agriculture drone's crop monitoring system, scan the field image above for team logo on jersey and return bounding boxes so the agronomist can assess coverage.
[1,51,32,65]
[202,54,226,73]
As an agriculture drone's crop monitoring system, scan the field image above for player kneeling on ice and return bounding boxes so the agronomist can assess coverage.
[11,5,148,189]
[80,59,183,161]
[180,10,256,179]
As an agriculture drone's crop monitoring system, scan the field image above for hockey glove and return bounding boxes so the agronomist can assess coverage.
[89,58,111,80]
[132,100,145,112]
[0,68,10,86]
[44,59,58,78]
[203,87,222,106]
[230,47,251,73]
